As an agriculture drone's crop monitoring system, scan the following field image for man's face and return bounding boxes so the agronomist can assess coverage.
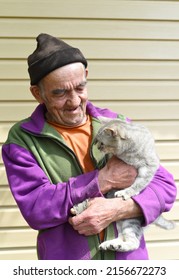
[32,63,88,127]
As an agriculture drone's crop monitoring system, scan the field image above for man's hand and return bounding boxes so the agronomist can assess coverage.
[98,156,137,194]
[69,157,140,236]
[69,196,142,236]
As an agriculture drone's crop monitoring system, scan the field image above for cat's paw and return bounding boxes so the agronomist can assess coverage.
[114,190,131,200]
[70,199,89,215]
[99,239,140,252]
[99,240,120,251]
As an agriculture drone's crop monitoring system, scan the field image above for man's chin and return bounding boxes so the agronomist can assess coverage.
[64,116,86,127]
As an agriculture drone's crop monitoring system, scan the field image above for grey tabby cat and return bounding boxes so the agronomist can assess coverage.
[71,117,175,252]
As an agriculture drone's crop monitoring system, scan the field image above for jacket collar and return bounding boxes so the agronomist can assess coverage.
[20,101,118,135]
[21,103,47,134]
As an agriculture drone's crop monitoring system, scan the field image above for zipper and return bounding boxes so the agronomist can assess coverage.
[52,137,84,174]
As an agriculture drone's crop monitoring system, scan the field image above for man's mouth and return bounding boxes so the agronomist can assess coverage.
[66,106,81,113]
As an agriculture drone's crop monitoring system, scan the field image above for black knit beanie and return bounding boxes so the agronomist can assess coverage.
[28,33,88,85]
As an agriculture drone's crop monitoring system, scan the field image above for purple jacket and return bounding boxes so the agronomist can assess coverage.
[2,102,177,260]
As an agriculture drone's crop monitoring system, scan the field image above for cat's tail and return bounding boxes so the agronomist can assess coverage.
[154,215,175,230]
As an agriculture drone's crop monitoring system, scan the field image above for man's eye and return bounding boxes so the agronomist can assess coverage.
[76,83,87,92]
[52,89,66,95]
[76,86,85,91]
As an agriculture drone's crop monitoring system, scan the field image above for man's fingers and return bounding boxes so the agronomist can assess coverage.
[69,212,86,226]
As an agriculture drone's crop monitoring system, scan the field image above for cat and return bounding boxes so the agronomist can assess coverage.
[71,117,175,252]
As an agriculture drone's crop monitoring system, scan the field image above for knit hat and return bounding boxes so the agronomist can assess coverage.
[28,33,88,85]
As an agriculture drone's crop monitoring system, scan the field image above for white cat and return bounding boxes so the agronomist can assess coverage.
[71,118,175,252]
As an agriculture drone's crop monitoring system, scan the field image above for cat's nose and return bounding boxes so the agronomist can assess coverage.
[97,142,104,151]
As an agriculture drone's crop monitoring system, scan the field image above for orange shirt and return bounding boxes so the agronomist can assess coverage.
[48,116,104,242]
[47,115,94,173]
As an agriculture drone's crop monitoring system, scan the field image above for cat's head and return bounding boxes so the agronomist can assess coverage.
[94,119,129,155]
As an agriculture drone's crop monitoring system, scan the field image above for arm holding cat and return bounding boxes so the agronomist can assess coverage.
[133,164,177,226]
[69,156,177,235]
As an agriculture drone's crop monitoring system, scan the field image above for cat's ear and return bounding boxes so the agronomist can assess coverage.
[104,128,117,137]
[118,127,128,139]
[104,127,128,139]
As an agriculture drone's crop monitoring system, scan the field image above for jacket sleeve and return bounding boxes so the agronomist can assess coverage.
[132,165,177,226]
[2,143,103,230]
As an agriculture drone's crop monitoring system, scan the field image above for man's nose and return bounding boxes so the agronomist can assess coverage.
[66,89,80,105]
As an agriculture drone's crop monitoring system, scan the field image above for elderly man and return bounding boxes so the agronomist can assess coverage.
[2,33,176,260]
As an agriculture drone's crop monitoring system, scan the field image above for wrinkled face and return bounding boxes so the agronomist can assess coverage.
[31,63,88,127]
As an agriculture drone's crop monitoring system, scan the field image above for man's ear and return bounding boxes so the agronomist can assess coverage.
[85,68,88,78]
[30,85,44,104]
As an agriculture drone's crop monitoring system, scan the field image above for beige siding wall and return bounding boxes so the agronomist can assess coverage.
[0,0,179,260]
